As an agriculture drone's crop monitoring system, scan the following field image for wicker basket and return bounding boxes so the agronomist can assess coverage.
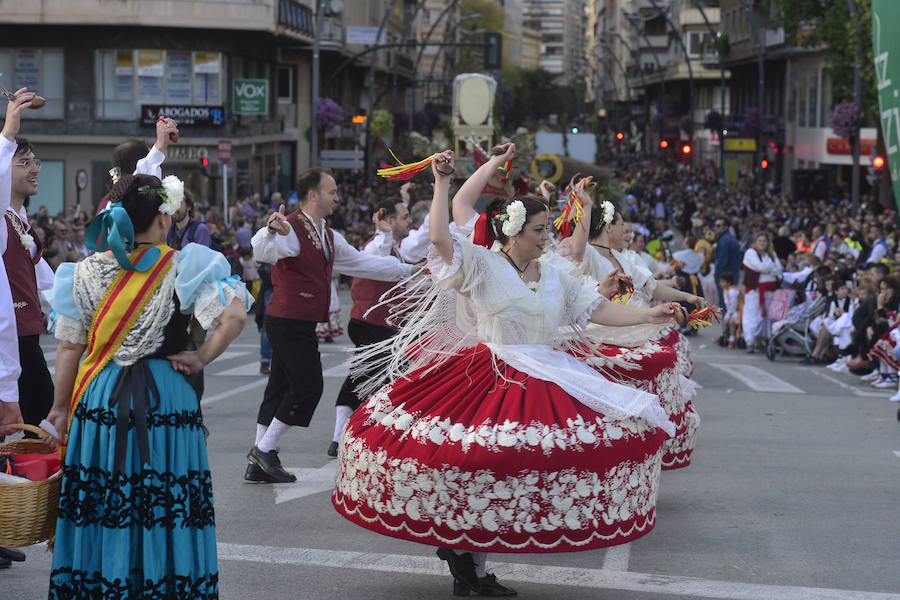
[0,423,61,547]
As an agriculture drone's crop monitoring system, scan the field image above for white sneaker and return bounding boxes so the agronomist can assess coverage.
[862,370,881,382]
[872,376,898,388]
[826,357,846,371]
[890,389,900,402]
[832,363,851,374]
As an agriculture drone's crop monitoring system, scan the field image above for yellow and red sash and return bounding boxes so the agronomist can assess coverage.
[64,245,177,447]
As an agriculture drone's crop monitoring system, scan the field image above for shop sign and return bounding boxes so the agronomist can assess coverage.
[137,50,164,77]
[141,105,225,126]
[233,79,268,115]
[826,137,876,155]
[723,137,757,152]
[165,146,210,162]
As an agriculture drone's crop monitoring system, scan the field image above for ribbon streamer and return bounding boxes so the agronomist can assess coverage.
[552,185,585,235]
[688,306,723,330]
[377,149,439,181]
[85,202,159,272]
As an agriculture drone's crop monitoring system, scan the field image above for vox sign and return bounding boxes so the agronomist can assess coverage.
[234,79,269,115]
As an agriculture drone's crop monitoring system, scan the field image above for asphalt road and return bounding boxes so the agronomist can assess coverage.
[5,287,900,599]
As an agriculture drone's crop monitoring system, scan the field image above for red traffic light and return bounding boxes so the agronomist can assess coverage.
[616,132,624,140]
[659,140,669,149]
[873,155,886,169]
[200,157,209,167]
[681,144,692,155]
[761,159,769,169]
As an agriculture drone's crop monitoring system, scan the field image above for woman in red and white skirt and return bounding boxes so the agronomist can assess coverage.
[333,149,680,597]
[553,181,703,469]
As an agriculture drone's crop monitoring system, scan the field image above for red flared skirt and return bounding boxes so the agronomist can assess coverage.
[333,344,667,553]
[568,340,699,470]
[657,328,694,379]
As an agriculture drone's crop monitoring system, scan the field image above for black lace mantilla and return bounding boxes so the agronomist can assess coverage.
[49,567,218,600]
[57,465,215,530]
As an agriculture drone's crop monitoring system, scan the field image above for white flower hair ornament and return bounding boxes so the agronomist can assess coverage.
[499,200,527,237]
[159,175,184,215]
[601,200,615,226]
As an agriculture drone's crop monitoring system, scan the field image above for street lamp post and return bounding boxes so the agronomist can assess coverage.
[689,0,727,184]
[625,14,665,144]
[607,29,649,154]
[310,0,328,167]
[738,0,765,182]
[848,0,862,215]
[645,0,695,151]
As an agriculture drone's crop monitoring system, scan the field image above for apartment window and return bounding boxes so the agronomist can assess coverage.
[0,49,64,119]
[95,49,223,119]
[687,32,712,57]
[820,68,832,128]
[277,65,294,104]
[807,70,818,128]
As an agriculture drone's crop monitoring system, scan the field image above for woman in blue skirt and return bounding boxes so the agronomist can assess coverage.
[44,173,251,599]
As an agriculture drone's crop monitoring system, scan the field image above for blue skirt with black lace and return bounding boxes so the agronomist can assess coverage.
[48,358,217,600]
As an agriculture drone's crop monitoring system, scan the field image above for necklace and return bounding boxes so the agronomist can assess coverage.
[590,243,614,253]
[499,249,529,281]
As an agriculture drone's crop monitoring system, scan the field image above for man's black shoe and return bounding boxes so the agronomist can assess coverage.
[478,573,517,596]
[247,446,296,483]
[0,547,25,562]
[244,462,274,483]
[327,441,339,458]
[0,556,10,569]
[436,548,480,594]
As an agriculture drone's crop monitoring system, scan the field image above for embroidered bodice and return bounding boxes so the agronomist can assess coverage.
[51,243,251,366]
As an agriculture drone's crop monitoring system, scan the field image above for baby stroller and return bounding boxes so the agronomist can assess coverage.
[765,296,828,361]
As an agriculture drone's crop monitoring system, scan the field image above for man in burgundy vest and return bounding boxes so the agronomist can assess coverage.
[248,168,415,483]
[3,135,53,437]
[326,197,412,457]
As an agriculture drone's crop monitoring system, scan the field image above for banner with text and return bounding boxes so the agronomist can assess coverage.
[874,1,900,210]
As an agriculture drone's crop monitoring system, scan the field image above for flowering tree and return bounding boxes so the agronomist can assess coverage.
[316,97,344,130]
[370,110,394,139]
[830,100,860,139]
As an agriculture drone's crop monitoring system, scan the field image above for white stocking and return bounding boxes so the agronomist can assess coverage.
[258,418,290,452]
[333,406,354,442]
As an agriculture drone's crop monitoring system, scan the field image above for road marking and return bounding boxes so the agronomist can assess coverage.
[216,542,900,600]
[273,462,337,504]
[817,373,893,398]
[709,364,805,394]
[214,350,249,361]
[214,362,267,376]
[600,543,630,571]
[201,379,268,406]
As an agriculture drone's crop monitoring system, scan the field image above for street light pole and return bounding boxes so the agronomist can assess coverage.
[310,0,327,167]
[689,0,727,184]
[366,0,404,185]
[625,14,665,144]
[738,0,765,182]
[607,29,649,154]
[848,0,861,215]
[646,0,694,150]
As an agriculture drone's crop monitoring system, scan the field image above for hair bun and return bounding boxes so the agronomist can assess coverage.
[108,174,138,205]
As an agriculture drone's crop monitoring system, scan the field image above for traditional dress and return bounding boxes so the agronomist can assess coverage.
[333,234,673,553]
[741,248,782,347]
[556,241,700,469]
[48,243,251,599]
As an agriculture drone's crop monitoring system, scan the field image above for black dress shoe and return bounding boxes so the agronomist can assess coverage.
[478,573,517,596]
[0,547,25,562]
[0,556,10,569]
[247,446,296,483]
[244,462,274,483]
[452,578,472,596]
[436,548,480,594]
[327,441,339,458]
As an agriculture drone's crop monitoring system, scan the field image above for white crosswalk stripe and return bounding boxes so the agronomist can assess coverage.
[709,363,805,394]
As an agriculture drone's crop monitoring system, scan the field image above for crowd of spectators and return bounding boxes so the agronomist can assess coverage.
[604,149,900,401]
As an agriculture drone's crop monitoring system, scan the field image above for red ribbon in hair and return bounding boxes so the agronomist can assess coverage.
[556,220,574,240]
[472,210,499,248]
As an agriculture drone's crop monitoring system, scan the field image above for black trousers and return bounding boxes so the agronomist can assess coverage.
[18,335,54,438]
[335,319,396,410]
[257,316,322,427]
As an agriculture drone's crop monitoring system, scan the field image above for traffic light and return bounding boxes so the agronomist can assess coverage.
[659,139,669,149]
[680,143,692,155]
[873,155,886,170]
[616,132,625,141]
[484,33,502,70]
[760,159,769,170]
[200,156,210,177]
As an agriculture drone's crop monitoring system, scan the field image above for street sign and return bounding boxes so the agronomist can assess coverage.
[346,27,384,45]
[233,79,268,115]
[218,139,232,164]
[723,137,757,152]
[320,149,364,170]
[75,169,88,191]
